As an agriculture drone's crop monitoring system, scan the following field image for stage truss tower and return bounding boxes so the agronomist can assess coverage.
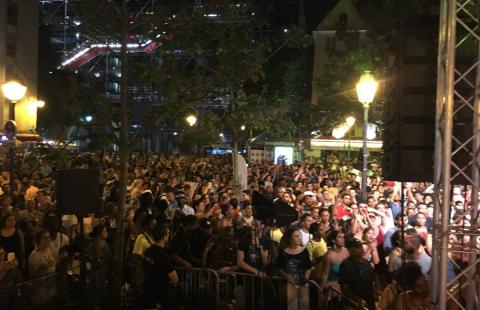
[432,1,480,309]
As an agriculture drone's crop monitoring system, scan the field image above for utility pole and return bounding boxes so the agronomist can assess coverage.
[112,0,129,307]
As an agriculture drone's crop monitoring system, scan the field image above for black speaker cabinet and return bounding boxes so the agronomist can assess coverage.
[56,168,101,215]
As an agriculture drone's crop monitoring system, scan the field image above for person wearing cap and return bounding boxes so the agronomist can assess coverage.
[340,237,375,310]
[176,192,194,216]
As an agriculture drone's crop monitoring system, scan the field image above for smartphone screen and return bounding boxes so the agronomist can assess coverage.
[7,252,15,262]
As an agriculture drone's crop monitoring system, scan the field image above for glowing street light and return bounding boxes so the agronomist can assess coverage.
[2,78,27,121]
[346,116,356,127]
[186,114,197,127]
[36,100,46,108]
[367,123,377,140]
[356,71,378,201]
[240,125,246,131]
[332,127,345,139]
[1,79,27,102]
[85,115,93,122]
[356,71,378,105]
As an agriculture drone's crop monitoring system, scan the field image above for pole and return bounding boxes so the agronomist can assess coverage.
[9,101,15,121]
[467,5,480,307]
[361,104,369,202]
[64,0,68,52]
[233,136,241,195]
[347,130,351,164]
[112,0,129,307]
[8,139,15,184]
[435,1,456,308]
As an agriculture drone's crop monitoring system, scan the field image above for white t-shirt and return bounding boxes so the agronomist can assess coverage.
[299,229,312,247]
[29,248,56,277]
[48,233,70,259]
[181,205,195,216]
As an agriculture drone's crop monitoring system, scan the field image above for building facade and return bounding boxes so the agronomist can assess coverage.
[0,0,39,133]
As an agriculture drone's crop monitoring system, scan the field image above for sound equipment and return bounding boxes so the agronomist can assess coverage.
[252,191,298,227]
[56,168,101,215]
[383,13,438,182]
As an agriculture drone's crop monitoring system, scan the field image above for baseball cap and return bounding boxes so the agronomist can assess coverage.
[175,192,186,199]
[303,191,316,197]
[345,237,364,249]
[199,219,212,229]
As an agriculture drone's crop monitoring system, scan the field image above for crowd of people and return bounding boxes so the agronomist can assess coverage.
[0,151,475,309]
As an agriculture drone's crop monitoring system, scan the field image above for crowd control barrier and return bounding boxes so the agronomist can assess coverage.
[173,267,220,310]
[0,271,72,309]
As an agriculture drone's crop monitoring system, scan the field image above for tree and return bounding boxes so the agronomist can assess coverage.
[139,1,310,149]
[311,28,387,135]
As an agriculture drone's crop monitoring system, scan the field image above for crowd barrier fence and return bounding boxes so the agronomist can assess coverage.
[173,267,220,310]
[0,271,74,309]
[0,268,369,309]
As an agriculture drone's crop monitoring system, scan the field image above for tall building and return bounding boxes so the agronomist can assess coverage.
[0,0,39,134]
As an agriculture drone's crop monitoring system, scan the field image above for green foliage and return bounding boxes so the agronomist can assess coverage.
[312,29,387,135]
[137,0,311,141]
[177,112,222,151]
[38,71,98,140]
[41,0,311,149]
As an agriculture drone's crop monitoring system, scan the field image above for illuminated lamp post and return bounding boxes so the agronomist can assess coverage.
[2,78,27,121]
[185,114,197,154]
[345,116,356,163]
[356,71,378,201]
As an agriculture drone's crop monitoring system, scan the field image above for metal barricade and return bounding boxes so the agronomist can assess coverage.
[0,271,70,309]
[220,271,287,310]
[323,285,369,310]
[308,279,321,309]
[173,267,220,310]
[218,271,323,310]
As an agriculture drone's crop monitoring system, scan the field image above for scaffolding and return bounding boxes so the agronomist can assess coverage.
[432,1,480,309]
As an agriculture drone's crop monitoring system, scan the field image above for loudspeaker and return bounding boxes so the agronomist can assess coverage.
[383,13,438,182]
[56,168,101,215]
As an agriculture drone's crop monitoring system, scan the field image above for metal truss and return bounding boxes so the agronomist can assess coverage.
[432,1,480,309]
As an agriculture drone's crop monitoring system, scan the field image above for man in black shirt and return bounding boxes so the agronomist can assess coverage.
[143,225,179,309]
[190,218,213,266]
[171,215,199,268]
[339,237,375,310]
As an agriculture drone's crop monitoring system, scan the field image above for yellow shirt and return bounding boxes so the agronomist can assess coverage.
[306,238,328,260]
[132,233,154,256]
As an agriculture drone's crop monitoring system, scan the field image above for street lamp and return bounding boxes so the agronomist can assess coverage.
[367,123,377,140]
[332,126,345,139]
[36,100,46,108]
[345,116,356,162]
[356,71,378,201]
[346,116,356,127]
[185,114,198,154]
[1,78,27,121]
[186,115,197,127]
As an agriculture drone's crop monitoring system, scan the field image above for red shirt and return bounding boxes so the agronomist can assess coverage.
[335,204,351,220]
